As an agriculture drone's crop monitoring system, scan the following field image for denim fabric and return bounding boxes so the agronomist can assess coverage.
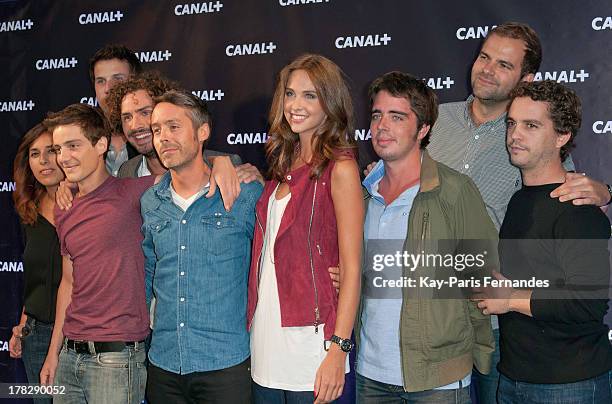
[54,343,147,404]
[141,173,262,374]
[252,382,318,404]
[498,371,612,404]
[21,317,53,403]
[472,327,500,404]
[356,372,471,404]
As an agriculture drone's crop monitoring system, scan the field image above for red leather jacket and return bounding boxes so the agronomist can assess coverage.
[247,158,346,340]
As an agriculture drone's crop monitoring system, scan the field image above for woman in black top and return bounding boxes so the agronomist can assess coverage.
[9,123,64,401]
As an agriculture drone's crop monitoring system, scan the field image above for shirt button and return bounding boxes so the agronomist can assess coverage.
[180,323,184,327]
[464,164,470,169]
[216,221,221,226]
[181,245,186,250]
[474,135,479,140]
[180,271,185,276]
[182,220,187,224]
[286,175,292,181]
[180,297,185,302]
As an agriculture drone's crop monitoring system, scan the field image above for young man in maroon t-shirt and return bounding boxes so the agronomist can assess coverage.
[40,104,154,403]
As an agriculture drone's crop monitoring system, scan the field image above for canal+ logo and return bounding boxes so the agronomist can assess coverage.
[335,33,391,49]
[456,25,497,40]
[192,89,224,102]
[0,101,34,112]
[533,69,589,83]
[279,0,330,6]
[592,16,612,30]
[135,50,172,63]
[0,18,34,32]
[79,10,124,25]
[593,121,612,134]
[226,42,276,57]
[175,2,223,15]
[36,57,78,70]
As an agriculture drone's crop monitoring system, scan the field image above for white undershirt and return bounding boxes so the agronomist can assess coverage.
[170,182,209,211]
[250,188,348,391]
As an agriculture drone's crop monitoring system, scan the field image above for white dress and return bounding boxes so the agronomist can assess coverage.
[250,189,331,391]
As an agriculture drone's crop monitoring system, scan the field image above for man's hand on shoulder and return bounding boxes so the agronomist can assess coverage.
[550,173,611,207]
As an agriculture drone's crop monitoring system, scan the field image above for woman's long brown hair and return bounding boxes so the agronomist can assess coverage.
[13,123,51,225]
[266,54,356,181]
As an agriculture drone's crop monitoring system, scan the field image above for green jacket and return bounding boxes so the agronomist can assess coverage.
[358,151,497,392]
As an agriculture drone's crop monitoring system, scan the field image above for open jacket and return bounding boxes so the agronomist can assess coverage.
[357,151,497,392]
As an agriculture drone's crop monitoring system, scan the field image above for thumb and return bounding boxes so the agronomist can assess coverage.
[206,175,217,198]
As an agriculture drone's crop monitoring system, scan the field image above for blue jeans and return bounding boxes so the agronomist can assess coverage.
[54,342,147,404]
[472,327,500,404]
[21,317,54,404]
[356,372,471,404]
[498,371,612,404]
[252,382,321,404]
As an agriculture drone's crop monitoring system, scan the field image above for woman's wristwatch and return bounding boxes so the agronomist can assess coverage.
[325,335,354,352]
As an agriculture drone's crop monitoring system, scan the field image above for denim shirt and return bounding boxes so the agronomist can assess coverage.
[141,172,262,374]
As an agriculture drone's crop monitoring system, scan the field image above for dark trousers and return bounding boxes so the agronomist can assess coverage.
[146,358,252,404]
[252,382,318,404]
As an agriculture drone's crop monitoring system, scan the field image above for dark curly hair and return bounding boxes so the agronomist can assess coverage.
[368,71,438,149]
[509,80,581,161]
[106,70,180,133]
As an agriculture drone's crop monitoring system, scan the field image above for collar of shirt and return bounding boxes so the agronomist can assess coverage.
[464,94,508,130]
[363,160,419,208]
[137,155,151,177]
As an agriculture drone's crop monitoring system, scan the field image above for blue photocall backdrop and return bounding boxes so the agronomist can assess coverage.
[1,1,611,402]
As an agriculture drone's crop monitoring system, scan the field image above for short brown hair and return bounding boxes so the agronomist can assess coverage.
[487,22,542,77]
[44,104,111,152]
[89,44,142,84]
[509,80,581,161]
[107,70,180,133]
[153,90,211,131]
[368,71,438,149]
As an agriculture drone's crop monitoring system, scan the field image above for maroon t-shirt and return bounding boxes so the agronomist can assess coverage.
[55,175,155,341]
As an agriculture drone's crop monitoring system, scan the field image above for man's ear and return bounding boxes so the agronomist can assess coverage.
[197,123,211,144]
[95,135,109,156]
[556,131,571,149]
[417,124,431,141]
[521,72,535,83]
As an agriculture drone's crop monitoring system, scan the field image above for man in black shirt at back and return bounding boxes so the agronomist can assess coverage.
[475,80,612,403]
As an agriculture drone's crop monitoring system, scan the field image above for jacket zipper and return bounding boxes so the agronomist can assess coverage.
[255,211,265,288]
[308,180,320,333]
[420,211,429,242]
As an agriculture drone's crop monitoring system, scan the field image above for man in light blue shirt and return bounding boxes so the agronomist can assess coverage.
[141,90,262,403]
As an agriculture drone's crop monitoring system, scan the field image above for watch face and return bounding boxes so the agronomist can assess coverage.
[340,339,353,352]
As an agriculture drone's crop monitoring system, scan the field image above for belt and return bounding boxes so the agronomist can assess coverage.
[65,339,145,354]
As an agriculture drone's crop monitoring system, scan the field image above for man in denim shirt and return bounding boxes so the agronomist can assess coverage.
[141,90,262,403]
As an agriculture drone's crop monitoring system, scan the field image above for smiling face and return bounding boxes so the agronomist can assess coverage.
[506,96,569,171]
[370,90,429,163]
[283,69,327,138]
[471,34,531,104]
[151,102,209,171]
[53,124,107,183]
[28,132,64,187]
[120,89,155,156]
[94,58,132,115]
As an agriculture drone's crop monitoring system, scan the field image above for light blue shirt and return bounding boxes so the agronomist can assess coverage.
[357,161,471,389]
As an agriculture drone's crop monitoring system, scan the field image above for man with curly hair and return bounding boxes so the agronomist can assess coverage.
[475,80,612,403]
[106,71,244,179]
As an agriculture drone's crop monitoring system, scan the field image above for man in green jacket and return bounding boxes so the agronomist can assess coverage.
[356,71,497,403]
